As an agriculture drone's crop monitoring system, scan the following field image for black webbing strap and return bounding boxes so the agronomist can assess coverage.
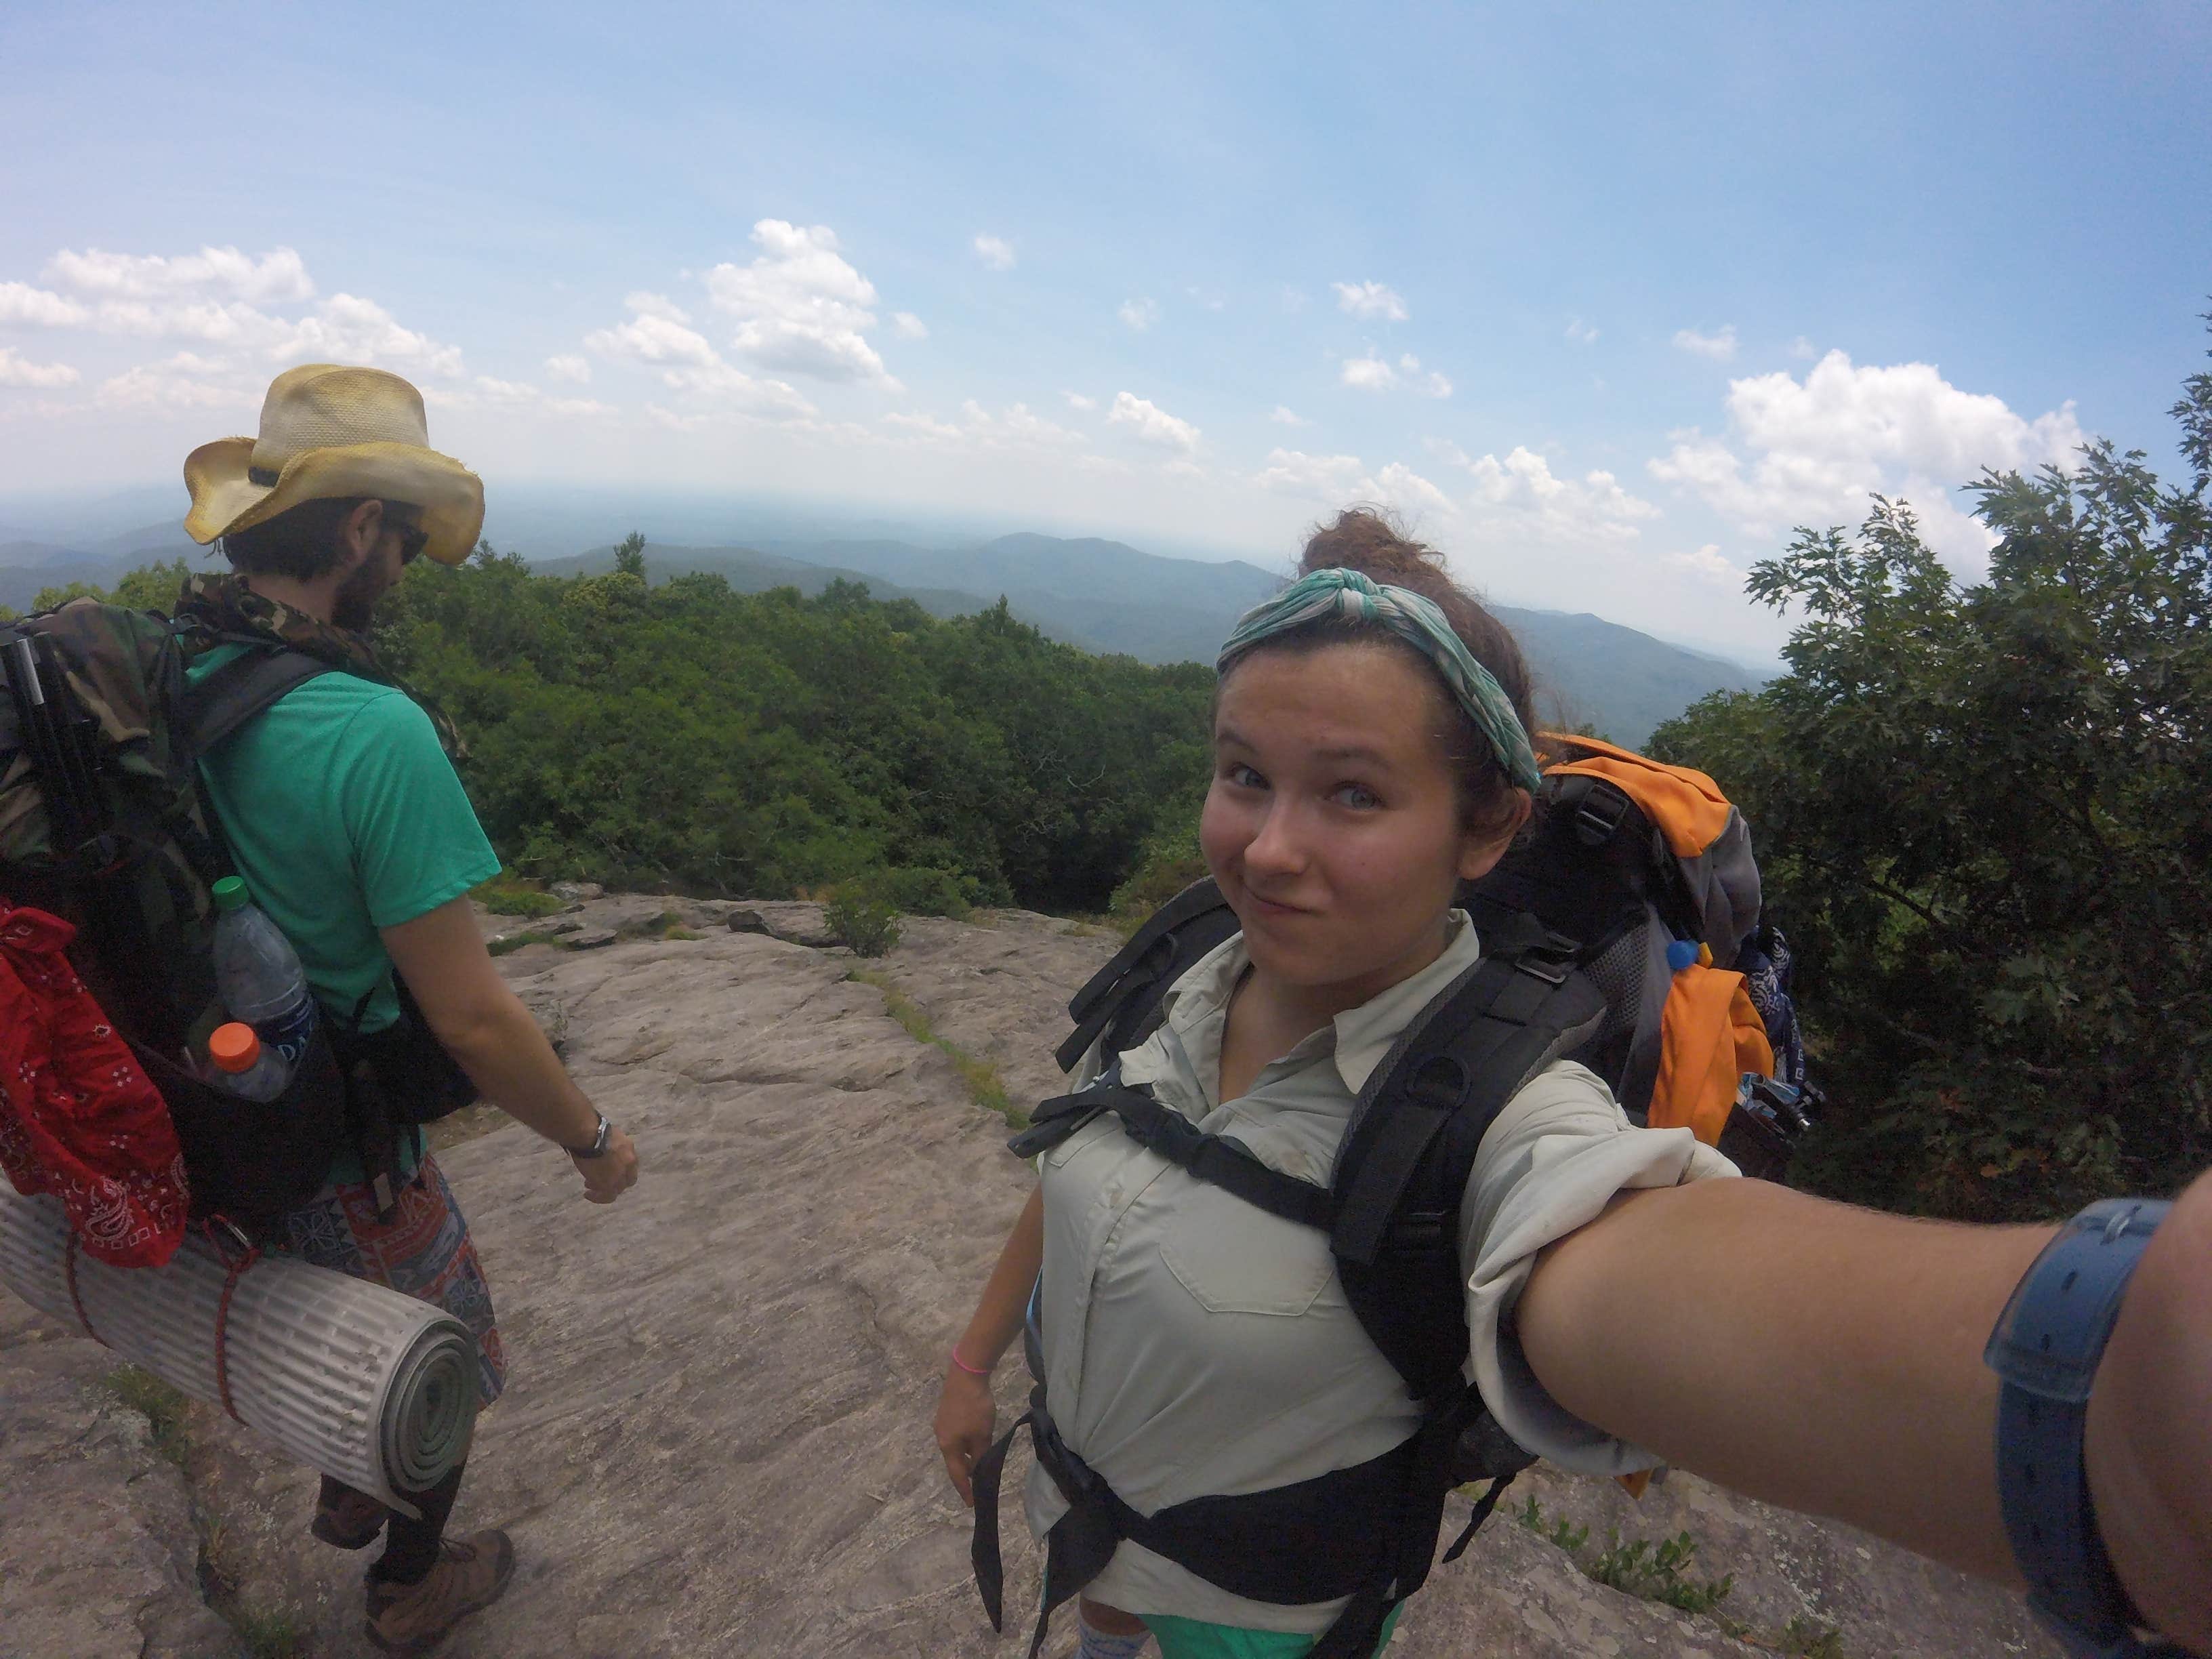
[178,646,333,756]
[1056,878,1234,1073]
[1334,949,1573,1266]
[1018,1085,1336,1231]
[971,1396,1418,1659]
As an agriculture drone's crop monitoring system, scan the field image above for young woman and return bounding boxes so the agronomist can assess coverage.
[934,510,2212,1659]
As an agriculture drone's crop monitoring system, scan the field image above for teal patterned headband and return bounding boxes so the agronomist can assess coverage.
[1216,567,1544,793]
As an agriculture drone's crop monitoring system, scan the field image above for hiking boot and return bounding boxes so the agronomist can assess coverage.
[312,1483,390,1550]
[363,1530,516,1656]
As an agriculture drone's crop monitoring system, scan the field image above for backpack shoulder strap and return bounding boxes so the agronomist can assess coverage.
[179,646,333,756]
[1331,925,1607,1401]
[1056,877,1240,1073]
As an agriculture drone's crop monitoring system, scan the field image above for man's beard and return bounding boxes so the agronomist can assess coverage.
[331,558,384,633]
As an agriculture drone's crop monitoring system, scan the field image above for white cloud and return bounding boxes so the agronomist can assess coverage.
[1342,352,1450,397]
[1253,447,1452,518]
[45,245,313,304]
[1666,544,1744,588]
[625,291,693,324]
[1674,325,1739,361]
[1269,405,1309,426]
[1333,281,1408,322]
[1108,391,1200,453]
[658,359,816,416]
[0,282,91,327]
[1439,443,1662,547]
[1789,335,1817,360]
[272,293,464,376]
[892,311,928,340]
[888,399,1084,450]
[1063,390,1097,411]
[0,347,80,388]
[1342,353,1397,391]
[645,403,706,432]
[544,354,592,383]
[1118,297,1159,332]
[973,233,1016,270]
[585,292,815,418]
[95,352,253,411]
[1646,348,2085,571]
[882,410,966,443]
[1565,317,1599,346]
[704,220,897,388]
[586,298,722,368]
[0,255,459,375]
[546,396,613,417]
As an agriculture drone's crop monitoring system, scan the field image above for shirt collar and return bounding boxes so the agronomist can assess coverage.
[1139,909,1485,1103]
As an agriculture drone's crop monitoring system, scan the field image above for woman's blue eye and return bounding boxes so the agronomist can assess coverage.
[1224,763,1265,790]
[1334,783,1382,809]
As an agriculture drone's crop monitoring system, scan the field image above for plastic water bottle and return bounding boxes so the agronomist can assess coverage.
[205,1021,291,1102]
[211,876,319,1067]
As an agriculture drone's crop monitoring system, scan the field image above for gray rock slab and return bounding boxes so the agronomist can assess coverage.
[0,903,2066,1658]
[0,1300,243,1659]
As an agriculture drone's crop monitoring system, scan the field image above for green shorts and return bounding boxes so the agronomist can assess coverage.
[1141,1604,1403,1659]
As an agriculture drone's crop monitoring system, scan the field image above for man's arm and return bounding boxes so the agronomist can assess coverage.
[380,897,638,1203]
[1515,1170,2212,1652]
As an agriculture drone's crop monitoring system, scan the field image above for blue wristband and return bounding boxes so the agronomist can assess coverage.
[1983,1197,2184,1658]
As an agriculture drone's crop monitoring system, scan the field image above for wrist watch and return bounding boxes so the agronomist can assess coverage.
[1983,1197,2184,1658]
[567,1111,613,1159]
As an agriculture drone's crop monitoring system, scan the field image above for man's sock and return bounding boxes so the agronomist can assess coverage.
[1076,1608,1153,1659]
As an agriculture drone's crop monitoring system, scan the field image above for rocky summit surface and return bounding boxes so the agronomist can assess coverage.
[0,893,2062,1658]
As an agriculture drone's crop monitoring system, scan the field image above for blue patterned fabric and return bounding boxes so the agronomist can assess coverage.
[1217,568,1543,794]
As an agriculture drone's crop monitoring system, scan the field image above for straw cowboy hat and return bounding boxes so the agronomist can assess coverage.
[183,363,484,566]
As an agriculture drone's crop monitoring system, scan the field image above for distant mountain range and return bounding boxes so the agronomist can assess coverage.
[543,534,1760,744]
[4,520,1758,743]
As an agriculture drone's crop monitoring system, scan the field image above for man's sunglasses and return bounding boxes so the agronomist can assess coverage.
[386,516,430,566]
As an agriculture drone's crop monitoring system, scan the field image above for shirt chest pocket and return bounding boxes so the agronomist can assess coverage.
[1157,1174,1338,1317]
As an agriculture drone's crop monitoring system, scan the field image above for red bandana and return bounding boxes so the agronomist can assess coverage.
[0,899,188,1267]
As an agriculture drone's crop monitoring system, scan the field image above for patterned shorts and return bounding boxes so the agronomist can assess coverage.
[278,1153,506,1407]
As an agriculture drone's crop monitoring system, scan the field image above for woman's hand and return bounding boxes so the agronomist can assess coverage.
[935,1363,998,1507]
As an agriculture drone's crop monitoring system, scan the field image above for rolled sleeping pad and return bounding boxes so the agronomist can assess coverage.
[0,1188,476,1517]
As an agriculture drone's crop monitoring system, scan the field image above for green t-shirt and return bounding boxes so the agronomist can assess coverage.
[187,647,499,1036]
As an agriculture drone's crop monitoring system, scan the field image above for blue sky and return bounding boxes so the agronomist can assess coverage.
[2,1,2207,657]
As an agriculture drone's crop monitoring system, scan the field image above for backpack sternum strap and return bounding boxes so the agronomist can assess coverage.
[1011,1085,1336,1232]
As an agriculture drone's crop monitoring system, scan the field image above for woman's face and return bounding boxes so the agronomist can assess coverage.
[1201,641,1525,1010]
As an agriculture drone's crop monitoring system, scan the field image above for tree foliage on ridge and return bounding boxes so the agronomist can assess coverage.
[1651,319,2212,1221]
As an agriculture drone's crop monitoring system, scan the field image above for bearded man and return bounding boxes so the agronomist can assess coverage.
[179,363,640,1655]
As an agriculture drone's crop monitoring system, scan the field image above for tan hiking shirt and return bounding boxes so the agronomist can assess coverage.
[1023,912,1740,1633]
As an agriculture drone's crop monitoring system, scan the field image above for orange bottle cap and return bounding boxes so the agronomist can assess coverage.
[208,1022,261,1073]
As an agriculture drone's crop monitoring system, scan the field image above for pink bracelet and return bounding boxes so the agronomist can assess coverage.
[949,1345,990,1376]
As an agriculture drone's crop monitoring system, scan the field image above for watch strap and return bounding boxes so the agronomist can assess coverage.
[1984,1197,2176,1657]
[567,1111,611,1158]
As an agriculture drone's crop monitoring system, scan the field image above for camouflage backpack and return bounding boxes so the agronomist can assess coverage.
[0,599,353,1233]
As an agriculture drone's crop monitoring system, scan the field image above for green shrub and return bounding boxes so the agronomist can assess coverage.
[1583,1529,1734,1615]
[825,884,902,956]
[1109,815,1210,933]
[871,864,981,920]
[472,872,565,918]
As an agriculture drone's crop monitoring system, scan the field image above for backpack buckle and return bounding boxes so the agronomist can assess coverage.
[1570,781,1633,848]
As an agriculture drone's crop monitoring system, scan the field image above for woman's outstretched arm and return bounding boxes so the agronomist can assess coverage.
[1515,1168,2212,1652]
[934,1184,1044,1505]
